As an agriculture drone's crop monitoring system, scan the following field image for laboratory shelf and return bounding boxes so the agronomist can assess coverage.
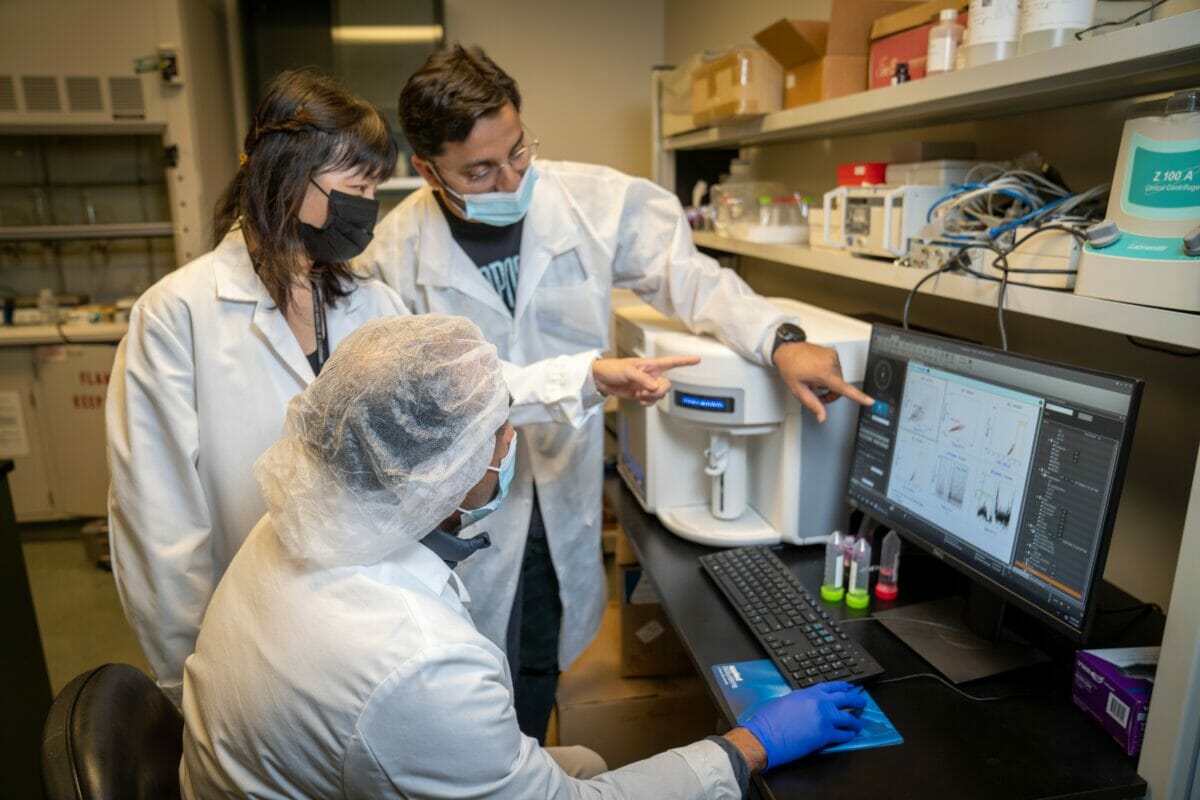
[0,322,127,346]
[377,176,426,192]
[692,231,1200,349]
[663,11,1200,151]
[0,222,174,241]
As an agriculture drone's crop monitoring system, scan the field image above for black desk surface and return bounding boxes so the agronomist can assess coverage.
[605,477,1150,800]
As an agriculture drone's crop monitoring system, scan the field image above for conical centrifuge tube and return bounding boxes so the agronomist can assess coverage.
[875,530,900,600]
[820,530,845,603]
[846,535,872,609]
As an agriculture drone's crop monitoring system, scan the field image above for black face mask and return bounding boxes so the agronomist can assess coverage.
[299,181,379,263]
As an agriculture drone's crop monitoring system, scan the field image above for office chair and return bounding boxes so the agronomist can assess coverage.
[41,663,183,800]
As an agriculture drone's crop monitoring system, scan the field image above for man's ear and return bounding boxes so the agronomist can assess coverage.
[411,154,439,189]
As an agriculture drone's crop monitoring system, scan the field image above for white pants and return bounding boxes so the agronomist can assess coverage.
[547,745,608,779]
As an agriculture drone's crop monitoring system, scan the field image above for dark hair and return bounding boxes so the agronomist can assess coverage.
[399,44,521,159]
[213,69,397,315]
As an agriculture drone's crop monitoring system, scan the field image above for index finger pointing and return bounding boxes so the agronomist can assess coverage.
[643,355,701,377]
[821,375,874,407]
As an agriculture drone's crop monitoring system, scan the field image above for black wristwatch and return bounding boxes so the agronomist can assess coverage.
[771,322,807,362]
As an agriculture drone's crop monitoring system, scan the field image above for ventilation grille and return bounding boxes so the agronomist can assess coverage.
[66,76,103,112]
[0,76,15,111]
[22,76,60,111]
[108,77,144,115]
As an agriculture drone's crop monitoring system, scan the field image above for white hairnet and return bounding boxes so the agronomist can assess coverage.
[254,314,509,567]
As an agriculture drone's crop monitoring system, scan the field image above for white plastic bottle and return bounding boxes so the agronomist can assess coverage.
[926,8,964,75]
[37,288,59,325]
[964,0,1019,67]
[1019,0,1096,55]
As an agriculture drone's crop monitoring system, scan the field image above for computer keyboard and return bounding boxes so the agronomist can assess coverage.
[699,546,884,688]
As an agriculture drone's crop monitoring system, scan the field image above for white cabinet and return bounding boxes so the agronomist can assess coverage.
[0,326,124,521]
[34,344,115,518]
[0,349,56,519]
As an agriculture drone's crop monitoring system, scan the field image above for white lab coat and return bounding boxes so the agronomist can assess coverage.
[179,516,742,799]
[105,229,409,704]
[358,160,798,667]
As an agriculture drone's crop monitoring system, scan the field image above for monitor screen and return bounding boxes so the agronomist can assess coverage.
[847,325,1142,640]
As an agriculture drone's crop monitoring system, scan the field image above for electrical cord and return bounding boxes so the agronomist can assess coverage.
[836,617,1050,703]
[902,262,956,330]
[1075,0,1168,39]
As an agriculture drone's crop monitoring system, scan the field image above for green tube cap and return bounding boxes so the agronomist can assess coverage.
[820,584,845,603]
[845,589,870,609]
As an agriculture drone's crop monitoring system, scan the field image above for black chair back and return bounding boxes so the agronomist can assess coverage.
[42,663,183,800]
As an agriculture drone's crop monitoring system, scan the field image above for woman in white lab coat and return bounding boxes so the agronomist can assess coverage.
[180,315,866,799]
[105,69,409,705]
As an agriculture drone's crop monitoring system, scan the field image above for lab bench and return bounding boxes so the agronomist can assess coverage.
[0,323,126,521]
[604,476,1156,800]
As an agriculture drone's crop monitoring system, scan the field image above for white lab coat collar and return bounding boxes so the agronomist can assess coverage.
[211,227,366,383]
[412,173,579,324]
[378,539,473,609]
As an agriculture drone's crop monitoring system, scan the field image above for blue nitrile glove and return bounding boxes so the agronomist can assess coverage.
[738,681,867,770]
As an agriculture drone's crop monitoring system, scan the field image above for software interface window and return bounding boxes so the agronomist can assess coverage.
[849,327,1139,634]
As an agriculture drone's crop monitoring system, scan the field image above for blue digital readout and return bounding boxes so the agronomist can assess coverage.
[675,391,735,413]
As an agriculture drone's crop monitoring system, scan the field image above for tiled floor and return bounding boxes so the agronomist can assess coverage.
[22,525,149,693]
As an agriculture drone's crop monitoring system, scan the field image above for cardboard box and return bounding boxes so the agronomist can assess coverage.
[619,565,693,677]
[691,48,782,126]
[556,605,717,768]
[868,1,968,88]
[870,0,967,39]
[755,2,919,108]
[1072,647,1159,756]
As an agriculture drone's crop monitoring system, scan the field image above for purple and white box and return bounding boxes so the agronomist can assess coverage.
[1072,646,1159,756]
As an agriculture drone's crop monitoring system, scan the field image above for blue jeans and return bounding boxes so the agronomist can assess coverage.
[506,490,562,745]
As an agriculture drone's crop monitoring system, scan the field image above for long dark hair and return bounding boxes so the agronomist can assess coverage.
[399,44,521,159]
[213,69,397,315]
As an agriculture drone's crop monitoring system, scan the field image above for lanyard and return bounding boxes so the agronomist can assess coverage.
[311,280,329,374]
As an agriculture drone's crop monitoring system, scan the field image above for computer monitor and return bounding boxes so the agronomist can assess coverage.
[846,325,1142,682]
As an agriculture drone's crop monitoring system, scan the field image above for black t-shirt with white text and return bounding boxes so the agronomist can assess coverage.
[435,192,523,313]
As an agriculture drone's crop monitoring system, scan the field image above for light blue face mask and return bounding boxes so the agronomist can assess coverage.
[445,164,538,227]
[457,432,518,529]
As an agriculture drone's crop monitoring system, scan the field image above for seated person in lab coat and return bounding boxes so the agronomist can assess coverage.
[357,44,876,742]
[180,314,867,800]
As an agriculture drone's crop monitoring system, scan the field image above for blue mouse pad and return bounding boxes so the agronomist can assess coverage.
[711,659,902,753]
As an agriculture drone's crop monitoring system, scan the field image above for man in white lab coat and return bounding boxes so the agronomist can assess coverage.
[180,314,867,799]
[358,45,873,742]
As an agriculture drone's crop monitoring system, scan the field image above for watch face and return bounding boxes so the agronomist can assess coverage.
[778,323,805,343]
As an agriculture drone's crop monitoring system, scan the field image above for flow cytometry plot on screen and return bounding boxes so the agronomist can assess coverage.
[934,456,969,508]
[984,408,1031,462]
[900,371,946,442]
[975,474,1017,530]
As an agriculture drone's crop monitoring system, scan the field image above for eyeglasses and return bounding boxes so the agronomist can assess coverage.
[432,137,540,192]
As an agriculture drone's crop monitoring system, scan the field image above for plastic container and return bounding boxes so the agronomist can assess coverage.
[1018,0,1096,55]
[964,0,1018,67]
[875,530,901,600]
[926,8,964,75]
[821,530,846,603]
[846,536,872,609]
[37,288,59,325]
[738,195,809,244]
[710,179,787,239]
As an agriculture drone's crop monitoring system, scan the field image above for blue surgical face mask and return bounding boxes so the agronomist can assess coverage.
[457,432,517,529]
[443,164,538,227]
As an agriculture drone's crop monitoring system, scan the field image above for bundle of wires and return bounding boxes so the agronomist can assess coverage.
[904,159,1109,350]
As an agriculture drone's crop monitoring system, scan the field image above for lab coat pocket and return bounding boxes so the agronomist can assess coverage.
[533,279,607,353]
